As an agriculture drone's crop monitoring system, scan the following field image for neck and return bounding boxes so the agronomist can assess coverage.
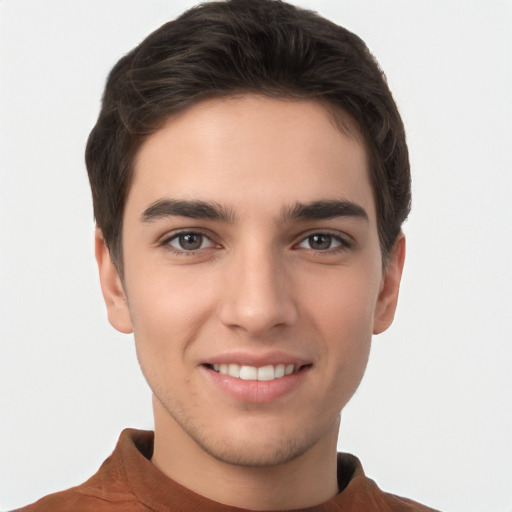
[150,397,340,510]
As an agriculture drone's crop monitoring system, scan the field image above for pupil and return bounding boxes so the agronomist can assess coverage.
[310,234,331,250]
[180,233,202,250]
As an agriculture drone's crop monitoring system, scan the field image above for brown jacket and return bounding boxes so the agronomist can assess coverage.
[16,429,440,512]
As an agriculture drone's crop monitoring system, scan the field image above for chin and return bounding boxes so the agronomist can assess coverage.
[196,430,315,468]
[187,412,340,469]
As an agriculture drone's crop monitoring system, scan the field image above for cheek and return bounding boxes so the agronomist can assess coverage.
[301,266,380,376]
[306,267,380,335]
[124,264,219,357]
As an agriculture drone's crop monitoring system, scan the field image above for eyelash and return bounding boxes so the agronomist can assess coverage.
[160,229,353,256]
[295,231,353,254]
[160,230,217,256]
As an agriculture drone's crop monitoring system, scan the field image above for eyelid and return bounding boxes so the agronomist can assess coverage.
[157,227,353,254]
[159,228,221,254]
[294,229,354,251]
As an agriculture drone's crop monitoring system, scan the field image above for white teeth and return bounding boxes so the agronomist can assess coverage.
[213,363,300,381]
[274,364,285,378]
[257,365,275,381]
[240,365,258,380]
[227,363,240,378]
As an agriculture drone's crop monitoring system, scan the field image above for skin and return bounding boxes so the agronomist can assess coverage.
[96,94,405,510]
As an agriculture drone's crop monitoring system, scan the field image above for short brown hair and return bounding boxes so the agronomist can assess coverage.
[86,0,410,269]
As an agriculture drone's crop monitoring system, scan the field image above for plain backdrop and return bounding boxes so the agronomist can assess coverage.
[1,1,511,511]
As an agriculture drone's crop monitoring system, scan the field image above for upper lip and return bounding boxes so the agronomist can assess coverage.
[203,351,312,368]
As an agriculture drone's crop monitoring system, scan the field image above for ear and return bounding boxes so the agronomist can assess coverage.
[373,234,406,335]
[95,229,133,334]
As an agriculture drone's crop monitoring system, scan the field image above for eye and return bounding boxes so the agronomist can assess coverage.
[297,233,348,251]
[167,232,214,252]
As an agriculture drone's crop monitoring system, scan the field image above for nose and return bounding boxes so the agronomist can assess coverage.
[218,246,298,337]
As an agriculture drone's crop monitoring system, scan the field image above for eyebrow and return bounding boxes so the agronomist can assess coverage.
[282,199,369,223]
[140,198,368,224]
[140,199,235,223]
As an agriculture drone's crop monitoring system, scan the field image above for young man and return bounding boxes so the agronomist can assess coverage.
[17,1,439,510]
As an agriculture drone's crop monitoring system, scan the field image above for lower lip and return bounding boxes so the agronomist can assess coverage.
[202,366,310,403]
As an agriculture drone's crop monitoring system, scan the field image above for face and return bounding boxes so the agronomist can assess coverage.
[97,94,404,467]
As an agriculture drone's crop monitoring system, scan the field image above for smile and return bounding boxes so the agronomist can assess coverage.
[203,359,311,402]
[209,363,302,381]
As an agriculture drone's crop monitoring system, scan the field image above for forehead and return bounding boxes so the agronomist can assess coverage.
[128,94,375,222]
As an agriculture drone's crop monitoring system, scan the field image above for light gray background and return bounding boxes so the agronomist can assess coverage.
[1,1,511,511]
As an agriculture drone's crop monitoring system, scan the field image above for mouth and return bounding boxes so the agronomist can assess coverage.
[204,363,310,381]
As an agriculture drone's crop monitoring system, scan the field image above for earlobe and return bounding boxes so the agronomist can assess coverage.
[95,229,133,334]
[373,234,406,335]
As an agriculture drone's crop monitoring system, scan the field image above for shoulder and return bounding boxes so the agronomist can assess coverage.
[334,453,441,512]
[12,429,151,512]
[11,469,142,512]
[11,485,141,512]
[378,491,441,512]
